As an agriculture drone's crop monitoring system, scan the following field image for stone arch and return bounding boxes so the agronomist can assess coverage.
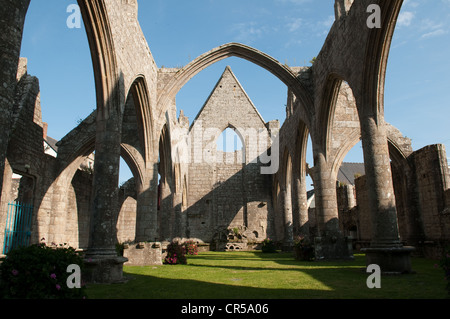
[294,121,310,178]
[158,124,172,188]
[125,75,154,164]
[329,118,413,181]
[121,75,155,189]
[78,0,121,116]
[317,74,346,159]
[36,151,94,247]
[157,123,174,239]
[361,0,404,120]
[35,114,147,248]
[156,43,314,130]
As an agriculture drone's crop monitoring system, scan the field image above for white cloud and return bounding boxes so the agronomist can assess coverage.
[418,18,448,39]
[421,29,448,39]
[397,11,414,27]
[287,18,303,32]
[230,22,268,44]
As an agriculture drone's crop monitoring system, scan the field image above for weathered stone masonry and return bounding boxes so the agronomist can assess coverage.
[1,0,449,282]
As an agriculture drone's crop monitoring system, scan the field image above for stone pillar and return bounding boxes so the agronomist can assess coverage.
[84,100,127,283]
[0,0,30,202]
[294,173,310,238]
[312,152,351,260]
[282,188,294,250]
[360,115,414,273]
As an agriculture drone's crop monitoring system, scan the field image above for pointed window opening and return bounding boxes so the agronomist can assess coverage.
[216,127,243,153]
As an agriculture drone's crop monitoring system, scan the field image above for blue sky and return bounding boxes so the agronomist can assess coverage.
[20,0,450,186]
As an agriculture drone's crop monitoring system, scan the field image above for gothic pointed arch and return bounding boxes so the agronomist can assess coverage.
[156,43,314,130]
[361,0,403,120]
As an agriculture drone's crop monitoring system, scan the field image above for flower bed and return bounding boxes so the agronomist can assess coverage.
[0,240,86,299]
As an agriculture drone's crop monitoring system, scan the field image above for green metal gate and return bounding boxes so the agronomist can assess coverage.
[2,202,33,255]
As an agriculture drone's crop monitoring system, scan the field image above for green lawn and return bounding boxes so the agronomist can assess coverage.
[86,251,448,299]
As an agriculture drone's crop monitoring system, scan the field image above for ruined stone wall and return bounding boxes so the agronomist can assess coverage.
[351,144,450,255]
[328,82,361,170]
[0,60,54,252]
[336,183,357,234]
[185,67,274,243]
[0,59,101,252]
[412,145,450,244]
[117,178,137,243]
[66,169,93,249]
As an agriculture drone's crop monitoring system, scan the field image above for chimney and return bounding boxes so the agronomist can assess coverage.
[43,122,48,140]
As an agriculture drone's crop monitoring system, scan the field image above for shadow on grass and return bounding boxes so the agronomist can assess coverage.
[86,252,448,299]
[87,272,339,299]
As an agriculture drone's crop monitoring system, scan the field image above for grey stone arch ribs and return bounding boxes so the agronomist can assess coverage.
[78,0,121,116]
[122,75,154,187]
[156,43,314,126]
[125,75,154,164]
[361,0,404,121]
[317,74,345,159]
[35,127,145,247]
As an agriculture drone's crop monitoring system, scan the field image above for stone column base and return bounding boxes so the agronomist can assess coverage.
[314,236,354,260]
[83,255,129,284]
[361,246,415,274]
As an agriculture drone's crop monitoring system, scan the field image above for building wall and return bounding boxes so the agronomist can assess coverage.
[185,67,275,243]
[117,178,138,243]
[413,145,450,244]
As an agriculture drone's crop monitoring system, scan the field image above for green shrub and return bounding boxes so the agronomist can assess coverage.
[164,242,187,265]
[294,236,315,261]
[261,238,277,253]
[0,241,86,299]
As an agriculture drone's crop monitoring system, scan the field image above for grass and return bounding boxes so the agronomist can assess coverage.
[86,251,448,299]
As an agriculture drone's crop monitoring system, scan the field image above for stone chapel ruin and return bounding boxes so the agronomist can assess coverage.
[0,0,449,283]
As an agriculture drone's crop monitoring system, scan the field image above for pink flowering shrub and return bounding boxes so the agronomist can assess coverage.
[164,242,187,265]
[0,239,86,299]
[184,240,199,256]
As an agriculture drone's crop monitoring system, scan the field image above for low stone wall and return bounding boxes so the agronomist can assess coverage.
[197,243,211,252]
[214,241,263,251]
[123,242,163,266]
